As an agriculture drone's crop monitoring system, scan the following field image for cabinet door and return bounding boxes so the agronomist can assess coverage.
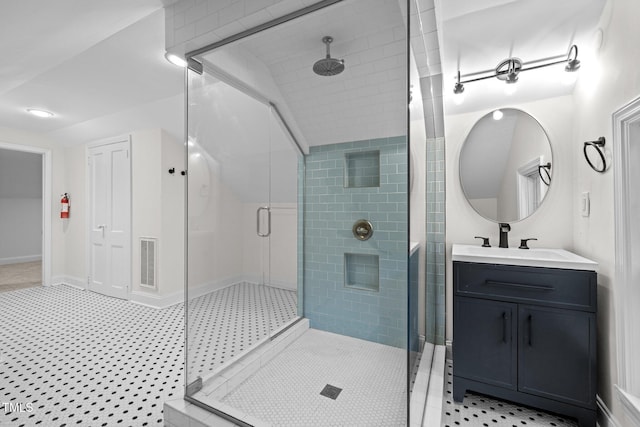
[454,297,517,389]
[518,305,596,408]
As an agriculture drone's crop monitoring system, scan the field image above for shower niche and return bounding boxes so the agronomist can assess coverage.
[344,150,381,188]
[344,253,380,291]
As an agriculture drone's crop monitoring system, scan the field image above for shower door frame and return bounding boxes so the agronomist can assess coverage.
[182,0,414,425]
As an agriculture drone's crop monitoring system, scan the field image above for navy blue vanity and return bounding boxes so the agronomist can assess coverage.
[452,244,598,427]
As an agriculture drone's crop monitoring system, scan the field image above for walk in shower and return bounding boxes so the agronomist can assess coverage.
[183,0,435,425]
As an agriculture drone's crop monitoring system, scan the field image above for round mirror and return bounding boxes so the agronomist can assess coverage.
[459,108,552,223]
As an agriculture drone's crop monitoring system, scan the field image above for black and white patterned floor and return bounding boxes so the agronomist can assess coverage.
[0,283,296,426]
[442,362,578,427]
[187,282,297,380]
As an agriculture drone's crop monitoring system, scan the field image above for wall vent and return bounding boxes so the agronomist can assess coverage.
[140,238,157,289]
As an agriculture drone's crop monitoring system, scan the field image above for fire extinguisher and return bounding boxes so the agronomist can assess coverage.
[60,193,70,219]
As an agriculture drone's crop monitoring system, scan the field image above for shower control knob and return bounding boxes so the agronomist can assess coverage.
[352,219,373,241]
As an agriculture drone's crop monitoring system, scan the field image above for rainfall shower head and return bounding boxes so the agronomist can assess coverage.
[313,36,345,76]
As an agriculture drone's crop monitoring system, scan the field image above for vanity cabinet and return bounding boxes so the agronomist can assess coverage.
[453,261,597,427]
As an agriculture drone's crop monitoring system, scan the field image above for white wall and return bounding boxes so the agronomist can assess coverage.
[571,0,640,423]
[63,144,87,285]
[129,129,185,306]
[187,148,244,292]
[160,131,185,297]
[445,95,575,341]
[0,149,42,263]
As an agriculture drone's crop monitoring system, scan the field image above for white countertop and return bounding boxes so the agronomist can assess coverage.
[452,244,598,271]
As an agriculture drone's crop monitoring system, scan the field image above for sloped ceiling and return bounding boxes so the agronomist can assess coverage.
[199,0,408,147]
[0,1,183,146]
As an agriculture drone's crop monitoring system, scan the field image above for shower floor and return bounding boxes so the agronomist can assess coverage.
[193,327,408,426]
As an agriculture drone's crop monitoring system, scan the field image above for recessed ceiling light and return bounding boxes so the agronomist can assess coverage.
[164,52,187,68]
[492,110,504,120]
[26,108,54,118]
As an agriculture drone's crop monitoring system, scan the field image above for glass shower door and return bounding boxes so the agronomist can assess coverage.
[185,71,274,394]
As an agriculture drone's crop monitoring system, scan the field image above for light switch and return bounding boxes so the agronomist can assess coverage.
[581,192,590,217]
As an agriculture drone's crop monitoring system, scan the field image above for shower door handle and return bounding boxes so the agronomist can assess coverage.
[256,207,271,237]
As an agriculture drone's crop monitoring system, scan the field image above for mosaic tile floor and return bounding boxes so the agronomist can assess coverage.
[187,282,297,380]
[0,283,296,426]
[442,362,578,427]
[220,328,407,426]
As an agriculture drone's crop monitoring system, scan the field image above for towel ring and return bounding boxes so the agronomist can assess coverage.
[538,162,551,186]
[583,137,607,173]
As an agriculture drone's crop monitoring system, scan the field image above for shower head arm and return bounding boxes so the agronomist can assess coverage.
[322,36,333,58]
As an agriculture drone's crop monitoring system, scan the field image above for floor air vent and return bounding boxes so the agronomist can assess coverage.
[320,384,342,400]
[140,238,157,289]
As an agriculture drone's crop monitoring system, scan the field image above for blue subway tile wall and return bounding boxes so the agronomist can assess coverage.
[303,136,408,348]
[426,137,446,345]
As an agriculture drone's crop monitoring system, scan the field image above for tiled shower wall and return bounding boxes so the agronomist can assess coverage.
[426,137,445,345]
[303,136,408,349]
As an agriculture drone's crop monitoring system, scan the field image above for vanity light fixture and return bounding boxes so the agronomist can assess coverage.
[453,44,581,94]
[453,71,465,104]
[26,108,54,118]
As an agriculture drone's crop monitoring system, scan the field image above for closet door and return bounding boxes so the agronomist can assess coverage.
[88,138,131,300]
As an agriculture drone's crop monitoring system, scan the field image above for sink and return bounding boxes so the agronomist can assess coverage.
[452,244,598,271]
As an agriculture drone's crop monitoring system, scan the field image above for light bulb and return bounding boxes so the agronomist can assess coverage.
[26,108,54,118]
[493,110,504,120]
[165,52,187,67]
[453,92,465,105]
[562,70,579,85]
[504,84,517,96]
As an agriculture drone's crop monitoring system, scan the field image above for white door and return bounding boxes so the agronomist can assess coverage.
[88,138,131,299]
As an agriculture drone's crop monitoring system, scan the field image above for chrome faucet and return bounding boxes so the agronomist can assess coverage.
[499,223,511,248]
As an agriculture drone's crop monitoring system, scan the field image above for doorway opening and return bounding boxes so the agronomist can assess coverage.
[0,142,52,291]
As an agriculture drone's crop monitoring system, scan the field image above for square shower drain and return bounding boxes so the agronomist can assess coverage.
[320,384,342,400]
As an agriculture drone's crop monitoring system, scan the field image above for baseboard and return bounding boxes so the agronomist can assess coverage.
[597,394,620,427]
[187,276,244,300]
[51,275,86,290]
[130,276,246,309]
[50,276,277,309]
[615,386,640,427]
[130,289,183,309]
[0,255,42,265]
